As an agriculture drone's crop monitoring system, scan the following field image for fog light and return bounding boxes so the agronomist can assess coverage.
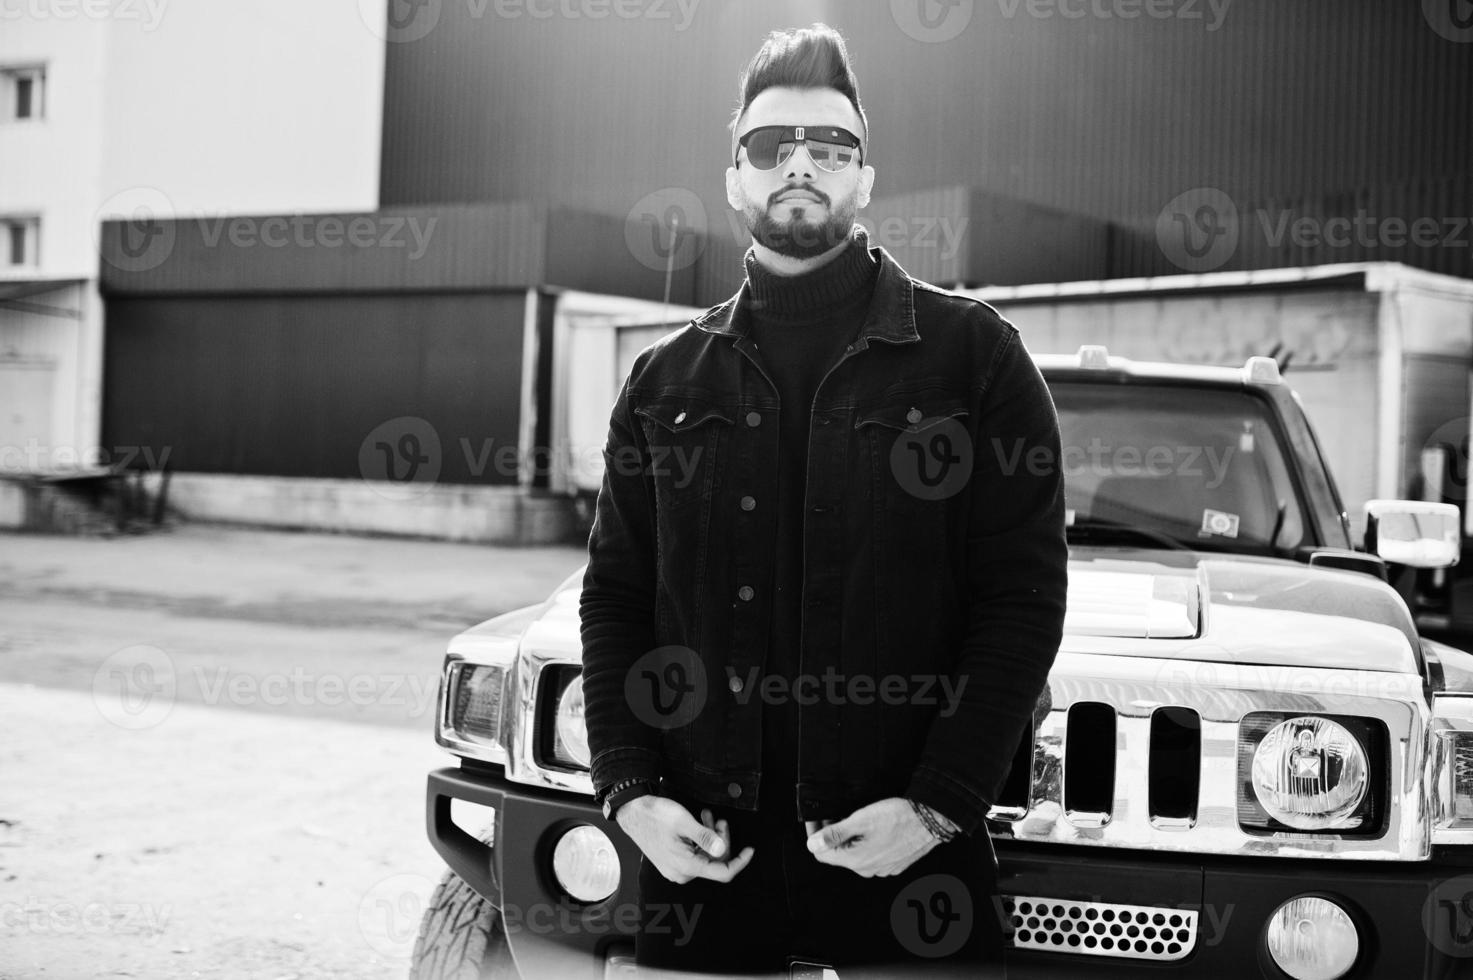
[1265,896,1358,980]
[551,825,621,903]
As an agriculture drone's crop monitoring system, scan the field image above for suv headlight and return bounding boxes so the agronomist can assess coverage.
[553,673,591,769]
[1432,696,1473,843]
[1238,714,1383,834]
[438,650,515,764]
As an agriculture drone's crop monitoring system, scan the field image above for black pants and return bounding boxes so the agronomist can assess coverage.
[633,787,1008,978]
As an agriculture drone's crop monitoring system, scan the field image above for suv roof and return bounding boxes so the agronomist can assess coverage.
[1032,346,1284,387]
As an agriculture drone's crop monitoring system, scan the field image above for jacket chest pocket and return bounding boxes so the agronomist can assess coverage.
[855,394,973,504]
[633,396,734,513]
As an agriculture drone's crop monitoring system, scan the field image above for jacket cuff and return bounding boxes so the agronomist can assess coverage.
[904,765,991,837]
[590,746,663,797]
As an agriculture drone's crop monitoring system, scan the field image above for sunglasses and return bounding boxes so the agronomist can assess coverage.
[734,124,864,173]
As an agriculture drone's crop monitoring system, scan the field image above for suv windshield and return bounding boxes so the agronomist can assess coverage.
[1049,381,1309,555]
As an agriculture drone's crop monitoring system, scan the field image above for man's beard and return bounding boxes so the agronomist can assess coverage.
[741,192,857,259]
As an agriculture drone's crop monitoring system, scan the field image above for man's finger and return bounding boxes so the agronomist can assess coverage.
[675,812,727,858]
[693,845,755,882]
[808,819,855,854]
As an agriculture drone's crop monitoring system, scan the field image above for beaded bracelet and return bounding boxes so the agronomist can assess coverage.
[598,775,654,803]
[908,798,961,843]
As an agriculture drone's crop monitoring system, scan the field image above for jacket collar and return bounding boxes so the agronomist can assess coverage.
[693,230,920,351]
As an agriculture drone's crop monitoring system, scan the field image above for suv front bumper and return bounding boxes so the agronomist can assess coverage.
[428,764,1473,979]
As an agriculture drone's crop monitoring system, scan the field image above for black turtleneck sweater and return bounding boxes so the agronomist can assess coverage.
[743,229,881,822]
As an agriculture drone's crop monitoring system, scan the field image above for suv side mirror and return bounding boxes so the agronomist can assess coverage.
[1364,500,1461,569]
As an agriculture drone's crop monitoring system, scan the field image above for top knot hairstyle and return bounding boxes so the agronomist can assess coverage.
[729,23,869,157]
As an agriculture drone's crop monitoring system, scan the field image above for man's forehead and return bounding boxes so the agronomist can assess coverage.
[739,86,863,134]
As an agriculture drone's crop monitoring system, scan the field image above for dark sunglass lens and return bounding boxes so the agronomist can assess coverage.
[744,129,784,169]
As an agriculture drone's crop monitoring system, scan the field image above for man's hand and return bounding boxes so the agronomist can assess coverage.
[804,798,952,878]
[615,796,755,884]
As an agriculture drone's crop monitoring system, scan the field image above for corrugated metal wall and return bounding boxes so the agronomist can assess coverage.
[379,0,1472,280]
[102,293,527,483]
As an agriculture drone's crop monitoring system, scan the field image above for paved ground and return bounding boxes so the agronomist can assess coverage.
[0,525,589,980]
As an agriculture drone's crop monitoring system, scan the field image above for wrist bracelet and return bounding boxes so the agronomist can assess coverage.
[908,798,960,842]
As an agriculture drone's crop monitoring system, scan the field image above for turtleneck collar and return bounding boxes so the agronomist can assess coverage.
[743,224,878,320]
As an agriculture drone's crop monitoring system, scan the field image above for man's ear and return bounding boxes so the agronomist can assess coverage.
[855,165,876,210]
[724,166,743,211]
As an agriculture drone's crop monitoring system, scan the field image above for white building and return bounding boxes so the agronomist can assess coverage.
[0,0,387,476]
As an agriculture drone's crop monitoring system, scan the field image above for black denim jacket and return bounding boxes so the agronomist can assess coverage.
[579,239,1068,834]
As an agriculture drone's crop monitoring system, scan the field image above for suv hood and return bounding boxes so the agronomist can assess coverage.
[1063,549,1420,674]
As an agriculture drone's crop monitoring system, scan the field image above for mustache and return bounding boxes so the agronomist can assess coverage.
[770,186,829,207]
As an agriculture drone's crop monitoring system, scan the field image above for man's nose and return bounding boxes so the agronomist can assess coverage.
[782,143,817,180]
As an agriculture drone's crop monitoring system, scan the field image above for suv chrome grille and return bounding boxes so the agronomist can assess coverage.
[1004,896,1197,961]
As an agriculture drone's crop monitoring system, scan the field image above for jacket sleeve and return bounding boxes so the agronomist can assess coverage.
[579,366,665,797]
[904,324,1069,835]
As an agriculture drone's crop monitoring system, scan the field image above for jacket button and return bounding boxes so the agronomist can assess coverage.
[746,411,762,427]
[727,782,742,799]
[675,411,687,424]
[737,585,755,602]
[728,675,744,693]
[906,407,922,424]
[740,495,756,511]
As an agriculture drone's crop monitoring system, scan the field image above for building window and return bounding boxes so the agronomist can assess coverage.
[1,217,40,268]
[0,66,46,122]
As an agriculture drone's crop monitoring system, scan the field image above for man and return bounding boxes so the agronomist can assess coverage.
[580,22,1068,977]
